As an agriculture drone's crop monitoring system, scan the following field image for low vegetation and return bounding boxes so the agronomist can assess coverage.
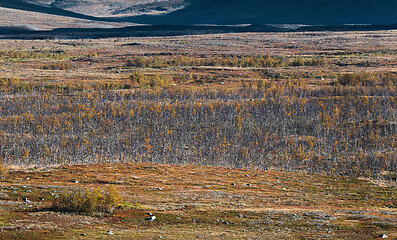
[52,186,122,216]
[0,164,7,179]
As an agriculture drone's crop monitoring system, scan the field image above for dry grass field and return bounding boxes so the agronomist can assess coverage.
[0,30,397,239]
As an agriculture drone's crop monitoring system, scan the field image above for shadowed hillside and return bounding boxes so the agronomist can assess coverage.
[128,0,397,25]
[1,0,397,26]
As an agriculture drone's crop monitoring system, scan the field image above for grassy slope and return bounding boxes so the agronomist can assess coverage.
[0,162,396,239]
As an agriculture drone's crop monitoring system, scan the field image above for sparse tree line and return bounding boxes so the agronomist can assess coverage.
[41,62,74,70]
[1,70,396,96]
[125,54,327,69]
[0,87,396,181]
[0,49,68,60]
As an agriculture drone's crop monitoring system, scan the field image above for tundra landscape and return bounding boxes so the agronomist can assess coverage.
[0,0,397,239]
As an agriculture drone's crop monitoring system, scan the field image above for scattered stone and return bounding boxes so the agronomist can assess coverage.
[231,183,236,186]
[147,215,156,221]
[80,233,86,236]
[22,198,31,203]
[72,180,79,183]
[0,192,8,198]
[158,236,163,239]
[379,234,388,238]
[245,174,249,177]
[147,187,163,191]
[106,230,114,235]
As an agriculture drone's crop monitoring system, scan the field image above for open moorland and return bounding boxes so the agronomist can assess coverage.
[0,30,397,239]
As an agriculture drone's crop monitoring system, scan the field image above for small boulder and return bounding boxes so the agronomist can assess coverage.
[379,234,388,238]
[106,230,114,235]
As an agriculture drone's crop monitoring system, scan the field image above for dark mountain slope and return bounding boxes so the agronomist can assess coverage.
[128,0,397,25]
[1,0,396,27]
